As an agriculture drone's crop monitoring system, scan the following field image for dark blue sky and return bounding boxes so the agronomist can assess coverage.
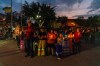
[0,0,100,18]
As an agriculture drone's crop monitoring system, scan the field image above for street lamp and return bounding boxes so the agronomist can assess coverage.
[11,0,13,28]
[21,0,22,26]
[36,14,41,20]
[36,15,41,19]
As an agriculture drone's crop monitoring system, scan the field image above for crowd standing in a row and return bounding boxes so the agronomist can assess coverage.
[13,20,96,60]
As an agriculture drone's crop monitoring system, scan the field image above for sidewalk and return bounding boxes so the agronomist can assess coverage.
[0,40,100,66]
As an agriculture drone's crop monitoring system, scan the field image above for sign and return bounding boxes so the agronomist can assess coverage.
[3,7,12,13]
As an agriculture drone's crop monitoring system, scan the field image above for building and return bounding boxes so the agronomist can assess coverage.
[52,19,79,29]
[66,19,78,27]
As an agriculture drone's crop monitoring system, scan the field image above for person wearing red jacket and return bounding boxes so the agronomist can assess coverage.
[73,28,82,54]
[25,20,34,57]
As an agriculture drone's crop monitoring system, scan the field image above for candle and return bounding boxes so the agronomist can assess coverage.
[50,35,53,39]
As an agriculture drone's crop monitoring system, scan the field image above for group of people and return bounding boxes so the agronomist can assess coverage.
[0,24,13,39]
[14,20,82,59]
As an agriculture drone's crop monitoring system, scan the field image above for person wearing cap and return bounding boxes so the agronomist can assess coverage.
[24,20,34,57]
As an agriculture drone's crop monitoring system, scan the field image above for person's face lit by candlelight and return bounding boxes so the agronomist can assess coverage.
[76,28,80,32]
[50,29,53,33]
[27,20,32,27]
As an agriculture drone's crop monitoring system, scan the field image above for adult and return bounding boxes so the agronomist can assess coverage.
[15,24,21,48]
[67,31,74,54]
[47,29,57,55]
[24,20,34,57]
[38,28,47,56]
[73,28,82,54]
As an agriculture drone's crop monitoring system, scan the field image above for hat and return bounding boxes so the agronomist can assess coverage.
[27,20,32,24]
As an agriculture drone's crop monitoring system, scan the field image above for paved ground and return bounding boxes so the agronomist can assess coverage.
[0,39,100,66]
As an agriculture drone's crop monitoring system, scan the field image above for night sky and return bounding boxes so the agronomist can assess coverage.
[0,0,100,18]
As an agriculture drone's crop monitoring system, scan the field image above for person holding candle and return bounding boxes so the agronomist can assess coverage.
[73,28,82,54]
[67,31,74,54]
[56,33,64,60]
[47,29,57,55]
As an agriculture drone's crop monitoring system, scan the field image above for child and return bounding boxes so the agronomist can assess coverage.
[56,33,64,60]
[20,27,25,52]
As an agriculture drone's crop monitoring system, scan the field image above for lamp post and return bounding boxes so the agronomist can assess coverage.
[8,0,13,39]
[21,0,22,26]
[11,0,13,28]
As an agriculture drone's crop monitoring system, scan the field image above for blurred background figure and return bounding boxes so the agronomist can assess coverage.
[15,24,21,48]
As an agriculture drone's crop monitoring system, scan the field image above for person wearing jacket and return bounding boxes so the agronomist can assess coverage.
[25,20,34,57]
[56,33,64,60]
[73,28,82,54]
[38,28,46,56]
[47,29,57,55]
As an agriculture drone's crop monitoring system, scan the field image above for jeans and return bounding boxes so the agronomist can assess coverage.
[56,44,63,57]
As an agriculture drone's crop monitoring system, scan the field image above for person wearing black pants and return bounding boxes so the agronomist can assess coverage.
[73,41,81,54]
[73,28,82,54]
[25,38,34,57]
[25,20,34,58]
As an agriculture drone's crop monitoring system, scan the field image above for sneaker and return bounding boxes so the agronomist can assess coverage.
[57,57,61,60]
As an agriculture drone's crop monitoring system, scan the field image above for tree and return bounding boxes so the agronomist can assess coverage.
[86,15,100,27]
[22,1,56,28]
[39,3,56,28]
[22,1,32,17]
